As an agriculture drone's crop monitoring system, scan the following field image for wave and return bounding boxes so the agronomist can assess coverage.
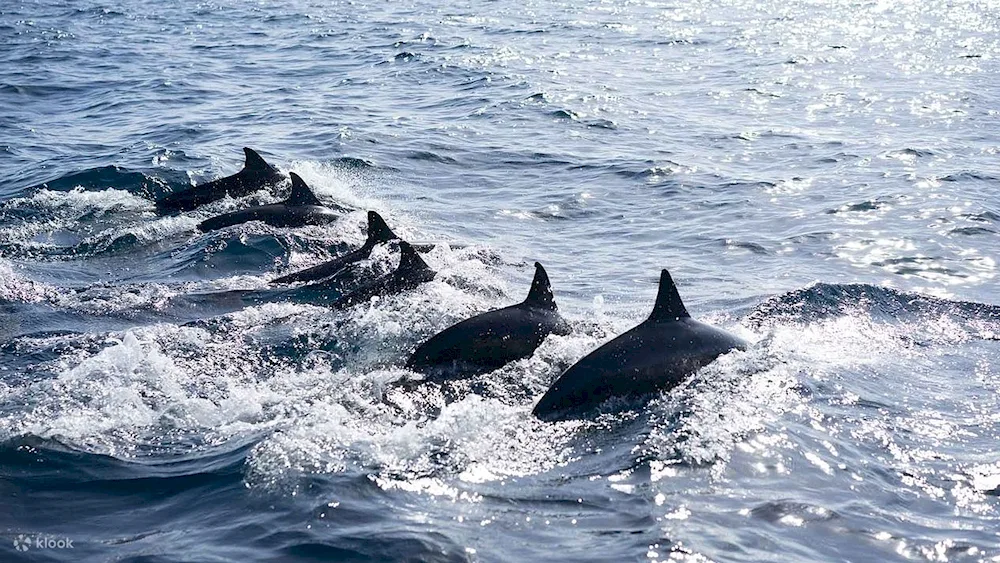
[16,165,188,200]
[0,434,253,490]
[746,282,1000,342]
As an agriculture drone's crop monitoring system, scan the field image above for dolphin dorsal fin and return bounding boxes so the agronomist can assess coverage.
[366,211,399,245]
[523,262,557,310]
[396,240,431,273]
[243,147,276,174]
[286,173,323,206]
[648,269,690,321]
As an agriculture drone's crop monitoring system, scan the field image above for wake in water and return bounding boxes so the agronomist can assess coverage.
[7,146,756,428]
[2,147,999,560]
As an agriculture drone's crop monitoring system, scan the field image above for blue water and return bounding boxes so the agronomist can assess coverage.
[2,0,999,561]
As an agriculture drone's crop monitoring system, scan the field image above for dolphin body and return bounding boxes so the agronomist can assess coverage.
[196,173,345,232]
[406,263,571,380]
[155,148,284,214]
[329,241,435,310]
[166,237,429,315]
[271,211,400,285]
[532,269,749,422]
[166,288,288,322]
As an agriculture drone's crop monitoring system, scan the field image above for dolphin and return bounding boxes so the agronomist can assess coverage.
[164,288,287,321]
[271,211,400,285]
[405,262,571,380]
[196,173,346,232]
[330,240,435,309]
[532,269,749,421]
[155,147,284,213]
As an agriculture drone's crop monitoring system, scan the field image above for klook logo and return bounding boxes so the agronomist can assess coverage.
[11,534,74,551]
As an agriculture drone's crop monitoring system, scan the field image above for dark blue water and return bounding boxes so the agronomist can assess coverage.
[2,0,999,561]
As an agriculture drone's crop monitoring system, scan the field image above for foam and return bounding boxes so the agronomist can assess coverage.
[0,259,60,302]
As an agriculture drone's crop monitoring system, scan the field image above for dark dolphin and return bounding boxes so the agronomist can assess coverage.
[532,269,749,421]
[405,262,571,380]
[155,147,284,214]
[165,288,289,322]
[196,173,346,232]
[271,211,400,285]
[330,240,435,309]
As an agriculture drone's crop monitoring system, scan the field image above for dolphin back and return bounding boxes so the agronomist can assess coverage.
[272,246,369,285]
[532,318,746,421]
[406,262,569,379]
[532,269,747,421]
[196,202,340,232]
[271,211,400,285]
[406,305,566,379]
[331,241,435,309]
[155,147,283,214]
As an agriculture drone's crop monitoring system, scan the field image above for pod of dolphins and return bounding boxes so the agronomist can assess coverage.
[154,148,750,421]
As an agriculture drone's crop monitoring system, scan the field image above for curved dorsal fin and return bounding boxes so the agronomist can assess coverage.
[396,240,431,273]
[648,269,690,321]
[523,262,557,310]
[243,147,275,174]
[366,211,399,245]
[286,173,323,206]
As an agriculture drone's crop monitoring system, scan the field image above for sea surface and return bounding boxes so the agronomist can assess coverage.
[1,0,999,561]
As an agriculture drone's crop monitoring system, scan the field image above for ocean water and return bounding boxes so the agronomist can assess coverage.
[1,0,999,561]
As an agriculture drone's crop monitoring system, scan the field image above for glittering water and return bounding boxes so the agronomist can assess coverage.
[1,0,999,561]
